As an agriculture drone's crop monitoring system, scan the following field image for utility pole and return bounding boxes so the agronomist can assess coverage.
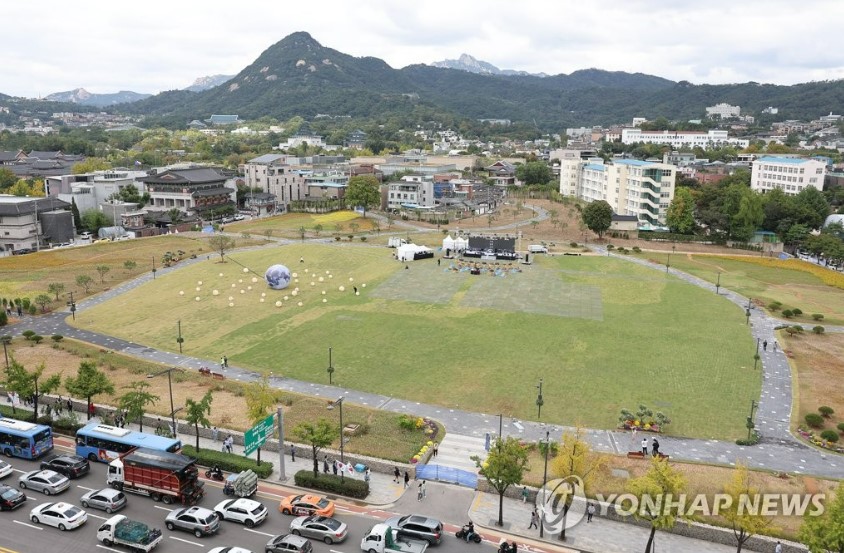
[277,406,286,480]
[176,320,184,353]
[746,297,752,325]
[540,429,550,538]
[152,255,157,280]
[715,272,721,295]
[536,379,544,420]
[746,400,758,441]
[327,347,334,385]
[67,291,76,321]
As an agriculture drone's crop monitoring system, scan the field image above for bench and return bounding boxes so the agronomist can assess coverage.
[627,451,669,460]
[212,372,226,380]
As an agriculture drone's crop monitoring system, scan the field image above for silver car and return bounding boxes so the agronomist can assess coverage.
[18,470,70,496]
[80,488,127,514]
[289,515,348,544]
[165,506,220,538]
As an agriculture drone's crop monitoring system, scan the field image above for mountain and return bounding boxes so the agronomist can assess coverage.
[45,88,151,107]
[430,53,546,77]
[183,74,235,92]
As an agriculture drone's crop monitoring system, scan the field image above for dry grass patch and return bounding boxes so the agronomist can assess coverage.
[784,332,844,433]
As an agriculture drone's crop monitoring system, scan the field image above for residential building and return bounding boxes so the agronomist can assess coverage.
[559,158,676,225]
[706,103,741,118]
[0,195,72,254]
[386,177,434,210]
[663,151,696,167]
[141,167,235,215]
[621,128,749,149]
[485,160,517,186]
[378,155,457,177]
[750,156,827,195]
[244,154,306,211]
[0,150,25,165]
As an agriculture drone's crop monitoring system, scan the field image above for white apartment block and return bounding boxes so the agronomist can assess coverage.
[244,154,307,210]
[621,128,749,149]
[387,179,434,210]
[706,103,741,118]
[750,156,827,196]
[559,156,676,225]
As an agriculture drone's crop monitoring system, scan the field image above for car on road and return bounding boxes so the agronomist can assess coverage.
[214,498,268,527]
[0,484,26,510]
[30,502,87,530]
[40,454,90,479]
[385,514,443,545]
[80,487,127,513]
[208,548,253,553]
[18,470,70,495]
[279,494,335,517]
[265,534,313,553]
[289,515,348,544]
[0,459,12,479]
[165,506,220,538]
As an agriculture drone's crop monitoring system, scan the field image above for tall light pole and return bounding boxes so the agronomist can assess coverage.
[328,397,345,481]
[715,272,721,295]
[176,320,184,354]
[67,291,76,321]
[327,347,334,385]
[746,297,752,325]
[754,338,761,370]
[147,368,177,438]
[1,335,10,369]
[539,429,550,538]
[535,379,544,420]
[152,255,157,280]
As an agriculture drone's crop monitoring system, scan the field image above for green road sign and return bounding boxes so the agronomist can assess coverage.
[244,413,275,456]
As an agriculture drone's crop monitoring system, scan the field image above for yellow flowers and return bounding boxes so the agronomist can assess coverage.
[313,211,360,224]
[716,256,844,290]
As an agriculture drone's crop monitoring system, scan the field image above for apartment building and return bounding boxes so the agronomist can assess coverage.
[750,156,827,196]
[621,128,749,149]
[387,177,435,210]
[706,103,741,118]
[244,154,306,211]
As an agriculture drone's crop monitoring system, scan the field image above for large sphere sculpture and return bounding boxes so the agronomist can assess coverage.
[264,264,292,290]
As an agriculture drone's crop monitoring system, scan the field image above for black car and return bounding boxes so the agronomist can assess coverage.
[40,454,90,479]
[0,484,27,510]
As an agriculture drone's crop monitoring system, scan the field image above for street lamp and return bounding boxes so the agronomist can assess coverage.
[535,379,544,420]
[539,430,550,538]
[0,335,10,369]
[66,291,76,321]
[152,255,157,280]
[176,320,184,354]
[746,297,752,325]
[327,397,345,481]
[147,368,178,438]
[327,347,334,385]
[715,272,721,295]
[754,338,761,370]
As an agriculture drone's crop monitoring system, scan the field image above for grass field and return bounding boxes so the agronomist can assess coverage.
[72,243,759,440]
[227,211,379,238]
[637,252,844,325]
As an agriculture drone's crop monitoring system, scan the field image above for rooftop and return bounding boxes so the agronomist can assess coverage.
[758,156,814,165]
[615,159,651,167]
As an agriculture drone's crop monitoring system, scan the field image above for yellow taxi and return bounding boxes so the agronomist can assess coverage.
[278,494,335,517]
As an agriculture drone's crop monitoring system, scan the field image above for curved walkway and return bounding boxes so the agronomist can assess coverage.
[8,234,844,480]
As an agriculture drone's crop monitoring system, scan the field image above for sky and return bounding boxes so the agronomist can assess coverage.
[4,0,843,98]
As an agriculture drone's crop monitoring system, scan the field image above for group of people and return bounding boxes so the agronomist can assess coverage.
[392,466,411,487]
[641,436,661,457]
[4,303,24,317]
[219,355,229,370]
[446,260,523,277]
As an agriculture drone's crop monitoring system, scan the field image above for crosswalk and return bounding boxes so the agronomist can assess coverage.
[434,433,489,473]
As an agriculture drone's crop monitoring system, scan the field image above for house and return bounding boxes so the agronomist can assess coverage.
[485,160,517,186]
[0,150,26,165]
[280,122,326,150]
[610,214,639,238]
[205,115,239,125]
[141,167,235,215]
[386,179,434,210]
[0,195,72,255]
[345,129,367,149]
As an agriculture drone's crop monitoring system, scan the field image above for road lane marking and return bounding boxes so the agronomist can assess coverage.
[12,520,42,530]
[95,545,122,553]
[87,513,109,521]
[330,549,347,553]
[76,485,96,491]
[244,528,275,537]
[170,536,204,547]
[154,505,174,512]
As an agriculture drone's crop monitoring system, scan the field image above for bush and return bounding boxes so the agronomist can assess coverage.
[632,246,641,253]
[768,302,782,312]
[819,406,835,418]
[360,236,367,242]
[0,312,6,326]
[813,326,825,335]
[838,422,844,433]
[820,430,840,443]
[812,314,824,321]
[606,244,614,251]
[181,445,273,478]
[293,470,369,499]
[736,431,761,446]
[22,330,36,340]
[28,305,36,315]
[792,308,803,316]
[51,334,63,343]
[782,309,794,318]
[805,413,825,428]
[21,298,31,311]
[31,335,43,344]
[569,242,579,248]
[537,440,559,457]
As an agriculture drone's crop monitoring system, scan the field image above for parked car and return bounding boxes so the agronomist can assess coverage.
[165,506,220,538]
[289,515,348,544]
[18,470,70,495]
[0,484,26,510]
[384,514,443,545]
[265,534,313,553]
[214,498,268,528]
[80,487,127,513]
[0,460,12,479]
[30,502,87,531]
[40,454,90,479]
[279,494,335,517]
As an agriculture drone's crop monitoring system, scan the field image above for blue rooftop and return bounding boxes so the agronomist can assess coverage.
[759,156,810,165]
[614,159,650,167]
[585,164,606,171]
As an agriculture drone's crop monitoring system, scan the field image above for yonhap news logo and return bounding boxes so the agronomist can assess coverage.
[536,476,587,532]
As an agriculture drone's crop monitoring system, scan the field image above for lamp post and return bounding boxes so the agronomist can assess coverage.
[539,429,550,538]
[746,297,752,325]
[152,255,157,280]
[66,291,76,321]
[715,272,721,295]
[327,347,334,385]
[754,337,761,370]
[327,397,345,481]
[747,399,758,442]
[176,320,184,354]
[1,335,10,369]
[535,379,544,420]
[147,368,178,438]
[666,252,670,273]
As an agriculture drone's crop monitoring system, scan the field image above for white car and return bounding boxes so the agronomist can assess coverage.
[214,498,268,528]
[30,502,87,530]
[0,460,12,479]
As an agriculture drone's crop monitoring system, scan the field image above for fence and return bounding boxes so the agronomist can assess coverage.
[415,464,477,489]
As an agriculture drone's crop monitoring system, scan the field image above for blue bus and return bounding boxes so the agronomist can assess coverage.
[0,418,54,459]
[75,422,182,463]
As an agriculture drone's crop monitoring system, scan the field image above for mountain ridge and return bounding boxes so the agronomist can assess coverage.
[430,53,547,77]
[45,88,152,107]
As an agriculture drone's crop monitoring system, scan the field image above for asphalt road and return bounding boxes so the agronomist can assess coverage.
[0,446,513,553]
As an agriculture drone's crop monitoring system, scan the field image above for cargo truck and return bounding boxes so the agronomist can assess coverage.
[97,514,163,552]
[361,523,429,553]
[107,447,203,505]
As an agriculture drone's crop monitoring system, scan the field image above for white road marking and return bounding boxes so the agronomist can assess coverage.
[95,545,123,553]
[335,507,355,513]
[154,505,174,512]
[244,528,275,537]
[87,513,109,521]
[12,520,42,530]
[76,485,96,491]
[330,549,347,553]
[170,536,204,547]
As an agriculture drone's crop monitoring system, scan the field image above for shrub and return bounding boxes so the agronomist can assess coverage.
[812,314,824,321]
[538,440,559,457]
[782,309,794,318]
[792,308,803,316]
[21,298,31,311]
[570,242,579,248]
[768,302,782,311]
[22,330,36,340]
[736,431,761,446]
[31,335,43,344]
[293,470,369,499]
[51,334,63,343]
[632,246,641,253]
[813,326,825,335]
[820,430,840,443]
[28,305,36,315]
[181,445,273,478]
[360,236,367,242]
[805,413,825,428]
[0,312,6,326]
[606,244,614,251]
[398,414,417,431]
[838,422,844,433]
[334,236,341,241]
[819,406,835,418]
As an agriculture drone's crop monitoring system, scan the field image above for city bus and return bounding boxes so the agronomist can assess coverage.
[0,417,54,459]
[75,422,182,463]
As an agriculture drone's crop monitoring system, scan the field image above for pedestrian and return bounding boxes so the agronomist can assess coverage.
[88,402,96,419]
[353,286,358,294]
[290,443,296,462]
[773,341,778,353]
[528,509,538,529]
[421,480,426,498]
[17,305,22,317]
[763,340,768,351]
[433,442,439,457]
[300,257,304,263]
[641,437,648,456]
[66,398,72,412]
[323,456,330,474]
[775,541,782,553]
[587,502,596,523]
[521,486,529,503]
[223,355,228,368]
[403,470,410,488]
[211,426,219,442]
[220,356,226,370]
[225,436,233,453]
[510,542,518,553]
[365,468,371,483]
[418,481,424,501]
[652,438,660,457]
[333,460,338,475]
[394,466,401,483]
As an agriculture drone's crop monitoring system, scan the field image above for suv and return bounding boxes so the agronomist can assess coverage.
[165,506,220,538]
[40,454,90,479]
[384,514,443,545]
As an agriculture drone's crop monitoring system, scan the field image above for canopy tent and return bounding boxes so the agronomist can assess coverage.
[454,236,468,252]
[397,243,433,261]
[442,235,455,251]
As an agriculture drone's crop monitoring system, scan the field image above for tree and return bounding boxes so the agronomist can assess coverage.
[293,419,337,478]
[71,157,111,174]
[117,381,159,432]
[47,283,65,301]
[471,436,529,527]
[550,427,607,539]
[722,462,775,552]
[184,391,213,451]
[81,209,110,234]
[123,260,137,272]
[3,359,61,422]
[244,376,275,464]
[731,191,764,242]
[0,168,17,191]
[666,187,696,234]
[626,457,686,553]
[71,198,82,231]
[345,175,380,218]
[795,186,831,230]
[76,274,93,293]
[95,265,110,284]
[65,360,115,419]
[582,200,613,239]
[800,481,844,553]
[208,235,235,261]
[515,161,552,186]
[34,294,52,313]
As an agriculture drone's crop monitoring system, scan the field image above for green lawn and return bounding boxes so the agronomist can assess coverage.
[72,245,759,440]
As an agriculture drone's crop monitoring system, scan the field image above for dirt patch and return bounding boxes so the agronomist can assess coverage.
[784,332,844,431]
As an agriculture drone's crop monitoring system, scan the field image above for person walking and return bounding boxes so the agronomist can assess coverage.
[775,541,782,553]
[332,460,338,475]
[220,356,226,370]
[323,456,330,474]
[365,468,371,483]
[417,481,424,501]
[223,356,228,369]
[290,443,296,462]
[433,442,439,457]
[66,398,72,412]
[225,436,233,453]
[88,402,96,419]
[652,437,660,457]
[773,341,778,353]
[641,437,648,455]
[403,470,410,489]
[211,426,219,442]
[763,340,768,352]
[393,466,401,483]
[521,486,529,503]
[528,509,538,529]
[587,502,596,523]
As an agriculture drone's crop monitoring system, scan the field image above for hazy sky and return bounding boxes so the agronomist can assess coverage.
[5,0,842,98]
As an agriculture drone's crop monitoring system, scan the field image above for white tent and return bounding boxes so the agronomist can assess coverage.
[442,235,455,251]
[397,243,432,262]
[454,236,468,252]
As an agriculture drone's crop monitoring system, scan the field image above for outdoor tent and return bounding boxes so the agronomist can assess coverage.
[454,236,468,252]
[397,243,433,261]
[442,235,455,251]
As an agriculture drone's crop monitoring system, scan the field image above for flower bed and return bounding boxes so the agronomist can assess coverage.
[796,426,844,454]
[619,421,663,433]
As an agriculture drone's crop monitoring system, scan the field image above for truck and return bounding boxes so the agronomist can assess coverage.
[528,244,549,254]
[223,469,258,497]
[97,514,163,552]
[361,523,429,553]
[388,237,408,248]
[107,447,204,505]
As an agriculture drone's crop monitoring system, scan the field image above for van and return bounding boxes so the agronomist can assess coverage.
[528,245,548,254]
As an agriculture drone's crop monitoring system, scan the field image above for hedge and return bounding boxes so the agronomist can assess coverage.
[182,445,273,478]
[0,404,84,435]
[293,470,369,499]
